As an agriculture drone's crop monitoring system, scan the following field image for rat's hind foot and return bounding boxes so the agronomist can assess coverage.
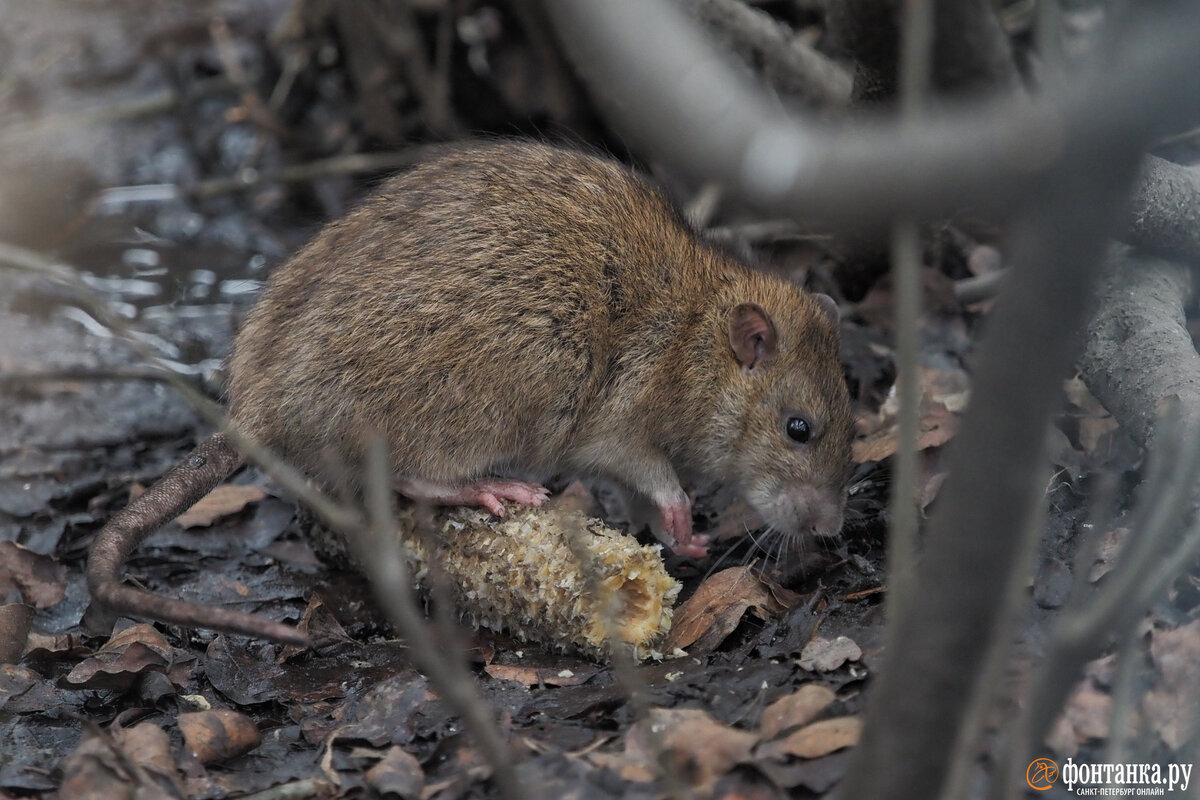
[397,477,550,517]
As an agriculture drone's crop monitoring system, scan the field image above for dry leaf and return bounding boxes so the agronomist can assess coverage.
[179,709,262,764]
[759,717,862,759]
[483,663,596,687]
[1089,528,1129,583]
[798,636,862,672]
[114,723,183,794]
[60,724,180,800]
[0,541,66,608]
[666,566,780,653]
[760,684,836,740]
[1145,621,1200,749]
[64,624,177,691]
[176,484,267,528]
[365,746,425,799]
[1045,681,1113,756]
[625,708,757,788]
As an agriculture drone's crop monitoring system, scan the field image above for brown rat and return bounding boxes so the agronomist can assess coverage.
[87,141,854,645]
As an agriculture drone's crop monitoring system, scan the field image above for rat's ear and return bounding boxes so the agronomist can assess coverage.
[813,293,840,325]
[728,303,777,371]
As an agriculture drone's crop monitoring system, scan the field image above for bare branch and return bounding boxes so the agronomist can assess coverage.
[1079,247,1200,450]
[1124,156,1200,266]
[544,1,1200,231]
[839,148,1144,800]
[683,0,852,107]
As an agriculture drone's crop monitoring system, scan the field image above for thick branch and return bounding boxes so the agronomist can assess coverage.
[544,1,1200,231]
[1124,156,1200,266]
[1078,247,1200,449]
[838,154,1143,798]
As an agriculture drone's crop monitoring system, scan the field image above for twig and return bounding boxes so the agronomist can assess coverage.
[954,269,1006,303]
[0,80,233,145]
[683,0,852,107]
[359,439,525,800]
[884,0,934,625]
[236,778,331,800]
[188,149,435,199]
[210,17,296,143]
[559,519,689,799]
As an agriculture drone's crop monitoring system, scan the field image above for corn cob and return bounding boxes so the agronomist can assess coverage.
[397,505,680,660]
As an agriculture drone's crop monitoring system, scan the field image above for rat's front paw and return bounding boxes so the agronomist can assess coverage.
[654,490,708,557]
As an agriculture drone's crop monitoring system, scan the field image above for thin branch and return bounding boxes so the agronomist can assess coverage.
[683,0,852,107]
[359,439,525,800]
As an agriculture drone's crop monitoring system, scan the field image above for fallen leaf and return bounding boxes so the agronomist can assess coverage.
[759,684,836,740]
[365,746,425,799]
[484,663,596,687]
[179,709,262,764]
[0,542,66,608]
[798,636,862,672]
[625,707,758,789]
[759,717,862,759]
[1045,680,1113,756]
[63,623,193,691]
[60,722,181,800]
[114,723,182,793]
[176,484,268,528]
[1145,621,1200,748]
[666,567,781,653]
[1089,528,1129,583]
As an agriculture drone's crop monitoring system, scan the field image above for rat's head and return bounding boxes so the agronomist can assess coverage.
[706,286,854,541]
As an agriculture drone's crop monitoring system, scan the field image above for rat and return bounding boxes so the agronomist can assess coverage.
[87,141,854,645]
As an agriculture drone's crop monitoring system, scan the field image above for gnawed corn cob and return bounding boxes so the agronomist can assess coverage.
[396,505,680,660]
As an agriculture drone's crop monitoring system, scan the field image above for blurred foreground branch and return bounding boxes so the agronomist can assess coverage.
[544,1,1200,231]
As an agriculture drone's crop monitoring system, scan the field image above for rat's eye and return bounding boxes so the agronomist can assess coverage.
[785,416,813,444]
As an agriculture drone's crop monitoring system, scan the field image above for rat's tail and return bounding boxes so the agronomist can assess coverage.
[86,433,310,646]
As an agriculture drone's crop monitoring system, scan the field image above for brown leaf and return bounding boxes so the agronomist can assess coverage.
[798,636,862,672]
[365,746,425,799]
[179,709,262,764]
[0,541,66,608]
[63,623,192,691]
[1145,621,1200,748]
[666,566,780,653]
[759,717,862,760]
[759,684,836,740]
[176,484,267,528]
[853,363,967,464]
[625,708,757,788]
[59,722,183,799]
[113,723,183,794]
[1045,681,1113,756]
[59,729,146,800]
[483,663,597,687]
[1089,528,1130,583]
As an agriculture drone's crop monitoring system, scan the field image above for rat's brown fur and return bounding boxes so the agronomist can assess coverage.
[87,141,853,644]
